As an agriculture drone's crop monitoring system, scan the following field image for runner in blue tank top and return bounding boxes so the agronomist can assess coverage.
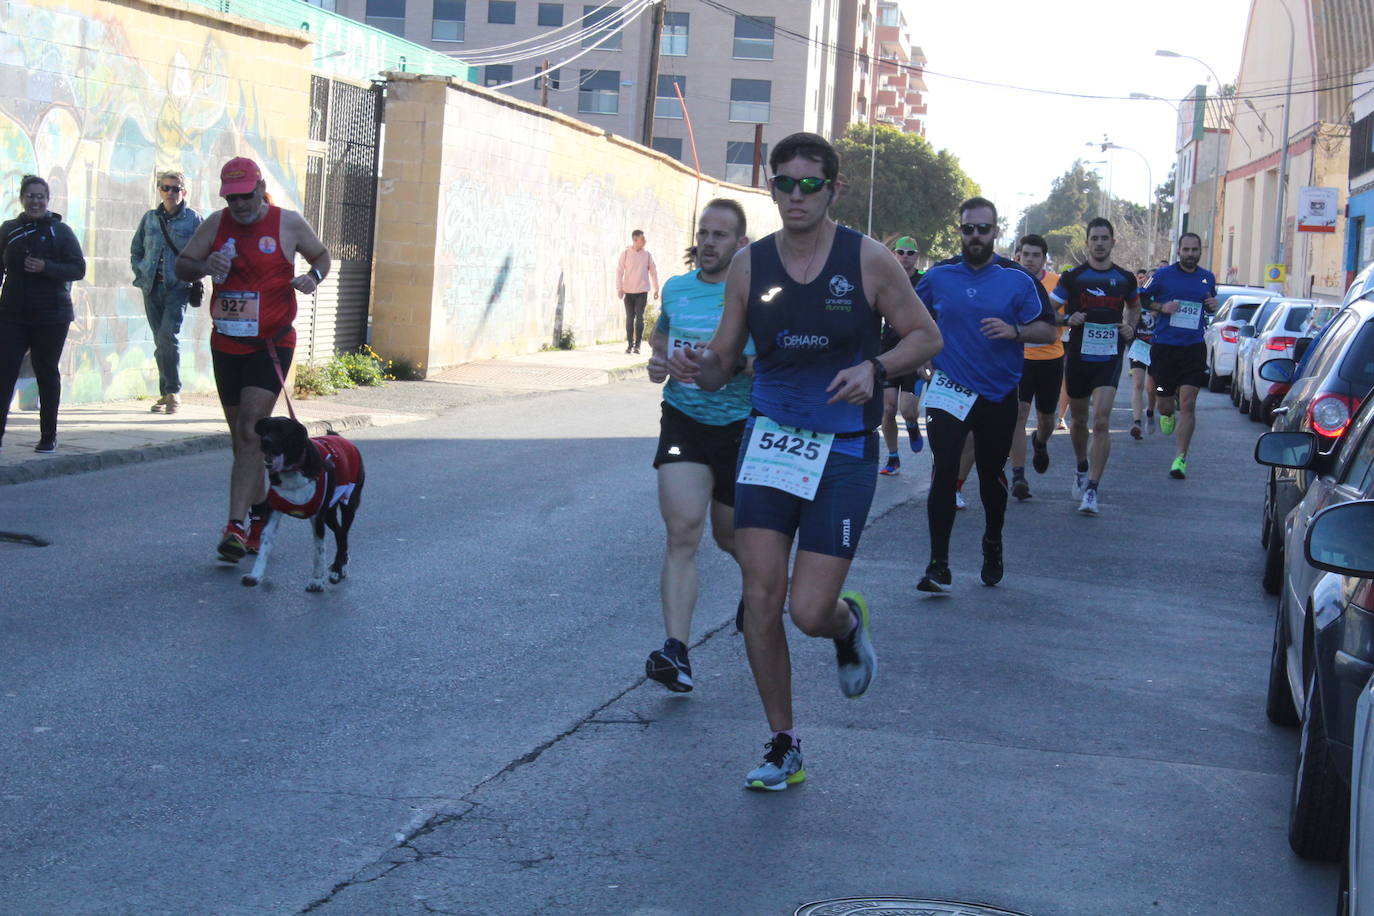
[667,132,942,792]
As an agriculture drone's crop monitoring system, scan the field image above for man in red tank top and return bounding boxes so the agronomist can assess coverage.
[176,157,331,563]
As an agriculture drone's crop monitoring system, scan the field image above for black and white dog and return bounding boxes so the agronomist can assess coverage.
[243,416,365,591]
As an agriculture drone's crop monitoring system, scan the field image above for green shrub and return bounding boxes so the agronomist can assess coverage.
[387,355,425,380]
[293,364,336,398]
[335,346,387,387]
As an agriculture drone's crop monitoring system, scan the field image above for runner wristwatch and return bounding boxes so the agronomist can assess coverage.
[869,357,887,386]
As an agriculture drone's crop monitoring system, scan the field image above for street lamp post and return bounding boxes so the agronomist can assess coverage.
[1156,50,1228,273]
[867,120,877,237]
[1101,141,1156,263]
[1271,0,1296,289]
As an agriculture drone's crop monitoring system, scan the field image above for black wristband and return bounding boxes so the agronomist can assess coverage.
[869,357,888,386]
[309,267,324,283]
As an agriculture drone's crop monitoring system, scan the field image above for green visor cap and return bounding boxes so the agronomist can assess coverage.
[892,236,918,250]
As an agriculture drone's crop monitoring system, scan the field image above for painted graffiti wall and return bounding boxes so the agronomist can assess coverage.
[370,75,778,373]
[1,0,310,406]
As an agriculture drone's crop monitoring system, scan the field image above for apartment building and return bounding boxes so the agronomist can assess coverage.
[1169,84,1232,272]
[326,0,848,184]
[872,0,925,136]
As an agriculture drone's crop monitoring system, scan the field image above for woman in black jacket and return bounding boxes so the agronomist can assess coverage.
[0,175,86,453]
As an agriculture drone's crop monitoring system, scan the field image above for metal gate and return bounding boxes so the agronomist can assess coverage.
[298,75,383,364]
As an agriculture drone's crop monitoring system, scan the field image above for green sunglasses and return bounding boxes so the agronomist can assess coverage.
[772,175,831,195]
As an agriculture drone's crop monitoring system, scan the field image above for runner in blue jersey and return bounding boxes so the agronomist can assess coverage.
[1139,231,1219,479]
[914,200,1057,593]
[643,199,754,693]
[1051,217,1140,515]
[667,132,941,791]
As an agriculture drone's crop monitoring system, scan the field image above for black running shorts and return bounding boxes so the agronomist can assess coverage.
[213,345,293,407]
[1064,354,1121,400]
[1018,357,1064,414]
[653,402,747,507]
[1151,342,1208,398]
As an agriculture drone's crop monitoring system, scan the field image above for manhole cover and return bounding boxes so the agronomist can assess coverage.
[795,898,1034,916]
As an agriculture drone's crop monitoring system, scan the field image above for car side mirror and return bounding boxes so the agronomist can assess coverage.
[1239,325,1258,339]
[1254,430,1318,469]
[1306,501,1374,575]
[1259,358,1296,383]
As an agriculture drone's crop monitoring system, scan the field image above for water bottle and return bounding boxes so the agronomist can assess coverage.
[212,237,237,284]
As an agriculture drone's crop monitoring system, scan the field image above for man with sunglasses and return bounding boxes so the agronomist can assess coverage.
[914,199,1058,593]
[1051,217,1141,515]
[176,157,331,563]
[667,132,941,792]
[131,171,202,415]
[878,236,927,476]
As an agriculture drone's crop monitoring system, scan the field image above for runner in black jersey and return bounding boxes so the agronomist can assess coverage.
[667,133,941,791]
[878,236,926,476]
[1049,217,1140,516]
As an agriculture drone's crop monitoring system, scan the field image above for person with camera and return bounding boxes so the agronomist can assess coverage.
[132,170,203,414]
[0,175,85,454]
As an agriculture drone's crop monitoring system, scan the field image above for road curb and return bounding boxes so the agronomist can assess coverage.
[0,414,376,487]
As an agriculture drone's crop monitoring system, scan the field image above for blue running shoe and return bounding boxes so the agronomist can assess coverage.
[744,733,806,791]
[906,421,924,453]
[835,591,876,698]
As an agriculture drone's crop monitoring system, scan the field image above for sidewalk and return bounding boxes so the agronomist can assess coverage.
[0,343,649,486]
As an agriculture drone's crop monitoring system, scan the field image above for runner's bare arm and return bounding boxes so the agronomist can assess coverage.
[671,248,750,391]
[174,211,224,281]
[1122,297,1141,341]
[285,211,331,294]
[647,314,670,384]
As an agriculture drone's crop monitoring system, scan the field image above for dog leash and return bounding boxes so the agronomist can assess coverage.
[265,333,298,422]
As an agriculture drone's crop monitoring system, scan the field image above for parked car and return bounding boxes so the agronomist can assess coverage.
[1345,262,1374,308]
[1217,282,1270,311]
[1255,409,1374,866]
[1259,294,1374,593]
[1205,294,1268,391]
[1345,662,1374,914]
[1238,299,1334,422]
[1234,295,1284,407]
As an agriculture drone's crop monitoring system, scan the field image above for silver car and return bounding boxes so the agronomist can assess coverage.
[1204,293,1267,390]
[1238,299,1339,422]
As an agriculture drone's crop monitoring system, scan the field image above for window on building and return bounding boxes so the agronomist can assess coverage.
[733,15,774,59]
[365,0,406,36]
[878,4,900,26]
[726,140,767,186]
[488,0,515,23]
[538,2,563,25]
[1352,113,1374,178]
[729,79,770,122]
[662,11,689,55]
[534,64,561,90]
[652,137,683,161]
[583,5,623,49]
[655,75,686,119]
[578,69,620,114]
[432,0,465,41]
[484,64,512,86]
[301,0,337,10]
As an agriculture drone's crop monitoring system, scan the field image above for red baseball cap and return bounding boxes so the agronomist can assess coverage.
[219,157,262,196]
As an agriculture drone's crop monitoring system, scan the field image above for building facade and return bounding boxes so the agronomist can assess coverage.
[872,0,925,136]
[328,0,849,184]
[1171,84,1232,272]
[1347,65,1374,286]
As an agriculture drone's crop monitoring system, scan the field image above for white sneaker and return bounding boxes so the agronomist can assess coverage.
[955,490,967,511]
[1078,487,1100,515]
[1073,471,1088,499]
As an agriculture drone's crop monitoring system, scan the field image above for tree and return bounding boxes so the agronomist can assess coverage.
[1021,161,1104,246]
[829,123,980,258]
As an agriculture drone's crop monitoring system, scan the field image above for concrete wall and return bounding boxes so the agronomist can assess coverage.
[369,73,777,374]
[2,0,312,406]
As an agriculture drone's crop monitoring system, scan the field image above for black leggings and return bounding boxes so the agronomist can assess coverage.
[0,319,70,443]
[926,391,1019,562]
[623,292,647,347]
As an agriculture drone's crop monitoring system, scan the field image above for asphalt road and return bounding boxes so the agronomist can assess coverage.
[0,378,1338,915]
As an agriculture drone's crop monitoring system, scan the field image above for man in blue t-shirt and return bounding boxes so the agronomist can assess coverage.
[914,198,1057,593]
[643,199,754,693]
[1051,217,1141,516]
[1139,231,1218,479]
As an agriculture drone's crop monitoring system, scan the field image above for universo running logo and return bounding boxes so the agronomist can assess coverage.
[776,329,830,349]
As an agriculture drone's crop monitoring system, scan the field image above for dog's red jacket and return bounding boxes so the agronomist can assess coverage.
[268,435,363,519]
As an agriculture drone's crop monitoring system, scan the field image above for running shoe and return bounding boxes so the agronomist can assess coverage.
[880,456,901,476]
[1078,487,1100,516]
[1169,455,1188,480]
[1146,413,1157,435]
[835,591,876,698]
[1011,476,1032,500]
[217,521,248,563]
[164,393,180,415]
[1031,435,1050,474]
[981,537,1004,587]
[34,438,57,454]
[744,733,806,791]
[646,638,694,693]
[955,490,967,511]
[906,421,924,454]
[1057,416,1068,431]
[1159,413,1176,435]
[1073,470,1088,499]
[917,560,952,594]
[1130,421,1143,441]
[735,597,745,633]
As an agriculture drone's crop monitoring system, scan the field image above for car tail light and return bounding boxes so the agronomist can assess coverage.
[1221,326,1239,343]
[1268,383,1290,398]
[1267,336,1297,351]
[1309,392,1359,438]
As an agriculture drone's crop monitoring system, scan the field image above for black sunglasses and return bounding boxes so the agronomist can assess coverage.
[224,192,255,203]
[959,223,995,236]
[160,184,184,193]
[772,176,831,195]
[893,248,918,256]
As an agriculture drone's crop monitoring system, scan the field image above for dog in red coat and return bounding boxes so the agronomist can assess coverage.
[242,416,365,591]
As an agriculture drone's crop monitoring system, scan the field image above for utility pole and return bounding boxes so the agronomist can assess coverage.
[540,58,550,108]
[751,124,763,188]
[640,0,664,147]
